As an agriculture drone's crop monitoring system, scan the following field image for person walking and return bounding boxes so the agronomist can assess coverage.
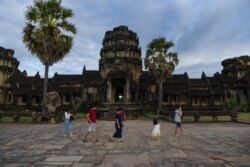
[63,110,74,137]
[174,105,184,136]
[82,104,98,142]
[151,118,160,140]
[119,108,127,135]
[110,108,123,142]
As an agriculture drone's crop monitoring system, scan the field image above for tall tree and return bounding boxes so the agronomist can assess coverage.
[144,37,179,115]
[22,0,77,112]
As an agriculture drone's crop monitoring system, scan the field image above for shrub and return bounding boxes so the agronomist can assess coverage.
[224,97,237,110]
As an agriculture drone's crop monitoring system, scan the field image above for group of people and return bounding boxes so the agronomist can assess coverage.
[151,105,184,139]
[63,104,184,141]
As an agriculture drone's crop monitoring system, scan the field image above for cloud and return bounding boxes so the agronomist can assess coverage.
[0,0,249,78]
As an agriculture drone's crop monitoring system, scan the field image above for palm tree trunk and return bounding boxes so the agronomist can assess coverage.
[157,81,163,115]
[42,64,49,112]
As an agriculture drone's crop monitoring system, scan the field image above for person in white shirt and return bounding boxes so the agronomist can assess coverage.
[174,105,184,136]
[64,111,73,137]
[152,118,160,140]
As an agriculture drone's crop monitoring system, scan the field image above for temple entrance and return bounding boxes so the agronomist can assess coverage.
[115,86,124,102]
[111,78,126,103]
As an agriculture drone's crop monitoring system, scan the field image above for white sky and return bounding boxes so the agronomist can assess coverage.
[1,0,250,78]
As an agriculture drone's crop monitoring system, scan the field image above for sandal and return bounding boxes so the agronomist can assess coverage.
[110,136,114,142]
[82,138,87,142]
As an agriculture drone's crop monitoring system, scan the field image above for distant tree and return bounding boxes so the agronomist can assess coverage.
[22,0,77,112]
[144,37,179,115]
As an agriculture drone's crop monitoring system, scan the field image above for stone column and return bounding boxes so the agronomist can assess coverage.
[126,78,130,103]
[107,79,112,102]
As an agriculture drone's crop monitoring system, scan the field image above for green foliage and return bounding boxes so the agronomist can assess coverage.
[144,37,179,81]
[144,37,179,114]
[223,97,237,110]
[23,0,77,66]
[22,0,77,112]
[238,112,250,122]
[238,102,248,112]
[76,112,87,119]
[140,111,159,120]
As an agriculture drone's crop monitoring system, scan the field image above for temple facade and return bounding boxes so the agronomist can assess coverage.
[0,25,249,115]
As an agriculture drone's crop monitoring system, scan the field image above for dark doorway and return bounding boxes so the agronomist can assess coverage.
[112,78,125,102]
[115,86,124,102]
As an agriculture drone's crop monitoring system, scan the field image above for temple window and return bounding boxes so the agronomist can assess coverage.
[163,94,169,103]
[150,85,156,94]
[32,96,39,106]
[63,94,71,104]
[7,94,12,103]
[214,95,222,105]
[17,95,27,105]
[172,95,178,104]
[179,95,187,104]
[192,97,199,106]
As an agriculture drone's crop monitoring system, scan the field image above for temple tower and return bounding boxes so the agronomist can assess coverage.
[99,25,142,103]
[0,47,19,104]
[221,55,250,106]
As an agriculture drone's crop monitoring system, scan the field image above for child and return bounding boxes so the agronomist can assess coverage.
[63,110,73,137]
[151,118,160,140]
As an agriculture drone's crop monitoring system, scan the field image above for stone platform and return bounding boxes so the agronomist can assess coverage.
[0,120,249,167]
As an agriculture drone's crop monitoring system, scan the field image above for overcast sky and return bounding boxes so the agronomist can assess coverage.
[1,0,250,78]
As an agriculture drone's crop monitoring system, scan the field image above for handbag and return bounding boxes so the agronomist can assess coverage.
[70,115,75,121]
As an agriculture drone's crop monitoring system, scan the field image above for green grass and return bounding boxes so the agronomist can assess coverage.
[0,117,32,123]
[140,111,160,120]
[0,111,249,123]
[238,112,250,123]
[76,112,87,119]
[180,112,250,123]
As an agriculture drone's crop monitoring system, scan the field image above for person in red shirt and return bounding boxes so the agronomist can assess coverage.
[119,109,127,135]
[82,104,98,142]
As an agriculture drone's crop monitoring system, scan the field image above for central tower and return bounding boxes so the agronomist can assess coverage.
[99,25,142,103]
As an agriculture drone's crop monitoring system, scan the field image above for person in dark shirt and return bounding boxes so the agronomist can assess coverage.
[110,108,123,142]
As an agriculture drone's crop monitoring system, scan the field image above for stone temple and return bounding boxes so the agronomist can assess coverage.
[0,25,249,118]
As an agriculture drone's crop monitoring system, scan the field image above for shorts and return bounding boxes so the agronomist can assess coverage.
[87,123,96,132]
[176,122,182,127]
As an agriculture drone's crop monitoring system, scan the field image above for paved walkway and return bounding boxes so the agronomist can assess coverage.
[0,120,249,167]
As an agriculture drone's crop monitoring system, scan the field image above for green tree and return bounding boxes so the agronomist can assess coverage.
[144,37,179,115]
[22,0,77,112]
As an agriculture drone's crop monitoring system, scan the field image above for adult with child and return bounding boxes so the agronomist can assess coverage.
[63,110,75,137]
[82,104,98,142]
[110,108,123,142]
[174,105,184,136]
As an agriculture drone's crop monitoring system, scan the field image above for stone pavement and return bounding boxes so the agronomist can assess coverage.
[0,120,250,167]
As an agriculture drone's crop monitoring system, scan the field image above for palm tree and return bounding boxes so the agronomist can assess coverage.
[144,37,179,115]
[22,0,77,112]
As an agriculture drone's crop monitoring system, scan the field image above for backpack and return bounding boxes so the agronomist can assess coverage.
[70,115,75,121]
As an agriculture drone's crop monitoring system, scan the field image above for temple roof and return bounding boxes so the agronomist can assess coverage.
[53,74,82,84]
[189,79,207,86]
[82,70,101,81]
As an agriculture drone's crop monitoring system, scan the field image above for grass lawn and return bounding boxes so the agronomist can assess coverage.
[76,112,87,119]
[0,117,32,123]
[141,111,250,123]
[238,112,250,123]
[0,111,249,123]
[180,112,250,123]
